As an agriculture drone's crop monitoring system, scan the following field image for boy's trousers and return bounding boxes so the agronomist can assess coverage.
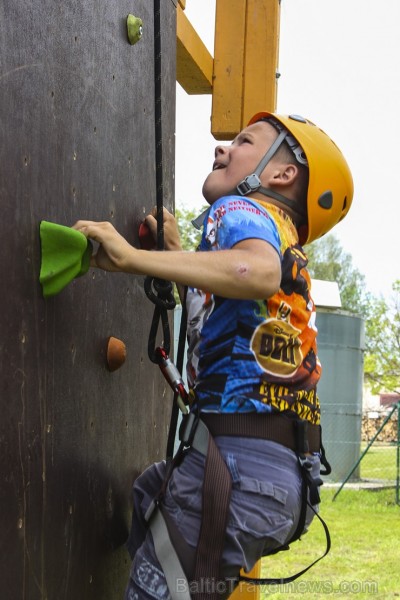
[125,435,320,600]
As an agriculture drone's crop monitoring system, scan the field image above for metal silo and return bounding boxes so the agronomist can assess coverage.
[317,309,365,482]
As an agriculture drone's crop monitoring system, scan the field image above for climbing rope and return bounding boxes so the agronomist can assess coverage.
[145,0,176,364]
[143,2,190,461]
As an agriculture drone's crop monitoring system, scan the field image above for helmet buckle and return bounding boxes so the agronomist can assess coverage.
[236,173,261,196]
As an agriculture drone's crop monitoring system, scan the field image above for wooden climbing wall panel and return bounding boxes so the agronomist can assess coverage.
[0,0,176,598]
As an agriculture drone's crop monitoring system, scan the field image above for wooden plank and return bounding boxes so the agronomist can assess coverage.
[242,0,280,123]
[176,4,213,94]
[211,0,280,139]
[211,0,247,140]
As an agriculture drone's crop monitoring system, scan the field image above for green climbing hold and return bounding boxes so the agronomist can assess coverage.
[39,221,93,298]
[127,14,143,45]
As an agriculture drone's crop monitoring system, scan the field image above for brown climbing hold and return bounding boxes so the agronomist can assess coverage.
[107,337,127,371]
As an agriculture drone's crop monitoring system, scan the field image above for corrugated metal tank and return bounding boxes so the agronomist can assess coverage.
[316,309,365,481]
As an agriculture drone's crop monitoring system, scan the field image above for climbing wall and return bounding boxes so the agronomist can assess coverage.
[0,1,176,598]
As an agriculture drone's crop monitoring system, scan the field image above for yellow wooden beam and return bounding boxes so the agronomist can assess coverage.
[242,0,280,125]
[178,0,186,8]
[211,0,247,140]
[229,563,261,600]
[211,0,280,139]
[176,4,213,94]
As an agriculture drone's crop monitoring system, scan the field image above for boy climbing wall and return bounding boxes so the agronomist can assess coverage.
[74,112,353,599]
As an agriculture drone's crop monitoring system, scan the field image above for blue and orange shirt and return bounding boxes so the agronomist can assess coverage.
[185,195,321,425]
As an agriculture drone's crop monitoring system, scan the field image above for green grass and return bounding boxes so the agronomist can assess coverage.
[360,444,398,481]
[258,488,400,600]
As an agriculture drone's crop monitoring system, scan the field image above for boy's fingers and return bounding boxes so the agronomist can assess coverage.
[72,221,117,244]
[144,214,157,236]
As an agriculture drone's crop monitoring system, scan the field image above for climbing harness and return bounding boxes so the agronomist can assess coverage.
[145,411,332,599]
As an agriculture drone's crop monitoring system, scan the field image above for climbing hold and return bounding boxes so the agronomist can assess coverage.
[138,222,156,250]
[127,14,143,45]
[39,221,92,297]
[107,337,127,372]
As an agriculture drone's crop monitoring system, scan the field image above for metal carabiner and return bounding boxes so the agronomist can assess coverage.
[155,347,189,414]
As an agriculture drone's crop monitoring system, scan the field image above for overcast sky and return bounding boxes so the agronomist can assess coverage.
[175,0,400,299]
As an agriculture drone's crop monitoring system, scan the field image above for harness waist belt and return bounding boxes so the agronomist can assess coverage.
[198,413,321,454]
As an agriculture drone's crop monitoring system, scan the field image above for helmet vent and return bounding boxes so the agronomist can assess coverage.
[342,196,348,211]
[318,191,333,210]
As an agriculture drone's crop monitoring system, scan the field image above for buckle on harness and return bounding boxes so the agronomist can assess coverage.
[179,412,199,447]
[294,419,323,505]
[299,459,323,506]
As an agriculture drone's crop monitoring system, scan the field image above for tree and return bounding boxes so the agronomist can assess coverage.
[305,234,370,315]
[175,204,208,251]
[364,281,400,396]
[173,204,208,303]
[305,234,399,396]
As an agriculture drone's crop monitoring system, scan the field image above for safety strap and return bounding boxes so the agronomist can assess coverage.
[146,503,192,600]
[236,129,289,196]
[193,431,232,598]
[199,413,321,453]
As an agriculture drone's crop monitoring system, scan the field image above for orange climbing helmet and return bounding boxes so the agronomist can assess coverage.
[245,112,354,245]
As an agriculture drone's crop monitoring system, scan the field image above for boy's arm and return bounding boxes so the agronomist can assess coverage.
[73,220,281,300]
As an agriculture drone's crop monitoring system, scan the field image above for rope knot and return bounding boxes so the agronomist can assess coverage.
[144,276,176,310]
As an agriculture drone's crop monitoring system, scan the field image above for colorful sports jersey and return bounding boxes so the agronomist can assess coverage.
[186,195,321,425]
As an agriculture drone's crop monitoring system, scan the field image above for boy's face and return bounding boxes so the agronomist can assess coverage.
[202,121,279,204]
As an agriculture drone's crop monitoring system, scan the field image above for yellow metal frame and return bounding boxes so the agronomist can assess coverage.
[176,0,280,139]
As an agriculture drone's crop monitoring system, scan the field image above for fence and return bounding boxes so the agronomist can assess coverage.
[333,402,400,504]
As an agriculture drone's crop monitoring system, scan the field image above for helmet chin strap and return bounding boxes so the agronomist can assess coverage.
[236,129,305,220]
[192,125,306,231]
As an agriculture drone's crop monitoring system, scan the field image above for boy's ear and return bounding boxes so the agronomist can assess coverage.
[270,164,298,186]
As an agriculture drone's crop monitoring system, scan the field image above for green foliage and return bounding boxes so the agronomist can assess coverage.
[175,204,208,251]
[363,281,400,395]
[172,204,208,304]
[305,234,400,396]
[305,234,370,315]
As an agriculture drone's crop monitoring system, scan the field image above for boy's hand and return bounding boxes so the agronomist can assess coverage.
[144,207,182,251]
[72,220,136,272]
